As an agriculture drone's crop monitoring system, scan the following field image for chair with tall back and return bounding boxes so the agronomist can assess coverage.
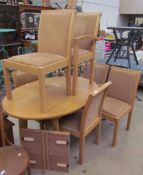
[102,66,140,147]
[3,10,75,112]
[60,81,112,164]
[72,12,102,95]
[0,104,31,175]
[83,62,110,84]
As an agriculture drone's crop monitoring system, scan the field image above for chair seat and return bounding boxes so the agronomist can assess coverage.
[103,97,131,119]
[60,110,82,137]
[8,52,67,67]
[0,146,29,175]
[71,48,93,64]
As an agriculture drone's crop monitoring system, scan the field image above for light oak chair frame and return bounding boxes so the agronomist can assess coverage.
[3,10,75,113]
[60,81,112,164]
[72,12,102,95]
[102,67,141,147]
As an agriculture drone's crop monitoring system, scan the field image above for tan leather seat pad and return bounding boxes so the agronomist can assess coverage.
[103,97,131,118]
[8,52,66,67]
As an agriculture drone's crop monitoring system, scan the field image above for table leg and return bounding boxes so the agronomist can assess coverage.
[106,43,118,64]
[131,44,139,65]
[51,119,60,131]
[19,119,28,141]
[114,44,122,62]
[127,46,131,69]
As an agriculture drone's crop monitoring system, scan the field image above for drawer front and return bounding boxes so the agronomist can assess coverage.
[21,129,44,169]
[45,131,70,172]
[29,154,44,169]
[46,131,70,155]
[48,154,69,172]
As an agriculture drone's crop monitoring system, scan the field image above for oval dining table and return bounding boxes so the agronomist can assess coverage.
[2,76,98,138]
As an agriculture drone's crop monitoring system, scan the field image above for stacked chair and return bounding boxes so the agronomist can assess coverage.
[3,10,75,112]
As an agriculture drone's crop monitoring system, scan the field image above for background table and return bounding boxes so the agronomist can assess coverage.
[106,26,143,68]
[2,77,98,131]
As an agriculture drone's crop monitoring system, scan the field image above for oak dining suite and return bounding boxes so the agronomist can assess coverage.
[0,9,141,174]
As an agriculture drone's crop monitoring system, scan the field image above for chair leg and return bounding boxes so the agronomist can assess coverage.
[112,121,119,147]
[39,73,46,112]
[95,122,101,145]
[79,136,85,164]
[72,62,78,96]
[126,111,133,131]
[89,59,94,84]
[65,66,71,96]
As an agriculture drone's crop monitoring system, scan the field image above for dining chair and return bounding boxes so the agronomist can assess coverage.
[3,10,75,112]
[102,66,140,147]
[83,62,110,84]
[0,104,31,175]
[60,81,112,164]
[72,12,102,95]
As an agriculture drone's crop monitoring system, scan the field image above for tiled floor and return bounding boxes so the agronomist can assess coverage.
[8,89,143,175]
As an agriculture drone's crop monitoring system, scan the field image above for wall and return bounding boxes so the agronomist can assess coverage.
[82,0,120,30]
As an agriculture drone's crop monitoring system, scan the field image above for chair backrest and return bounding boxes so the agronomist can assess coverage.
[107,66,141,105]
[81,81,112,132]
[74,12,102,49]
[38,10,75,58]
[0,105,5,146]
[83,62,110,84]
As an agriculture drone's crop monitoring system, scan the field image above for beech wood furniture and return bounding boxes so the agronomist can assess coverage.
[60,81,112,164]
[102,66,140,146]
[3,10,75,113]
[2,77,98,135]
[72,12,102,95]
[0,105,31,175]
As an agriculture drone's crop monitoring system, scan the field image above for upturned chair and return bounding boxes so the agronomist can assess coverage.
[3,10,75,112]
[83,62,110,84]
[102,66,140,147]
[72,12,102,95]
[0,105,31,175]
[60,81,112,164]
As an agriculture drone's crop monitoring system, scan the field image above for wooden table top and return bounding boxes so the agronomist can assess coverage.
[2,77,98,120]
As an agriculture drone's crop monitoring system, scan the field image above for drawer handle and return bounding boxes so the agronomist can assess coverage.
[57,163,68,168]
[29,160,37,164]
[23,137,34,142]
[56,140,69,145]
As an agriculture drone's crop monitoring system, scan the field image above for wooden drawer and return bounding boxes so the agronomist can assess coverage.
[21,129,44,169]
[46,131,70,155]
[29,154,44,169]
[48,154,69,172]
